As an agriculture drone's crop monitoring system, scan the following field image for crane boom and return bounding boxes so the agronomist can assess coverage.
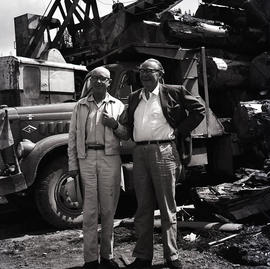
[15,0,184,61]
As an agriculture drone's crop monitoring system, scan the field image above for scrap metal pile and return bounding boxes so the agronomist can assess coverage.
[166,0,270,220]
[192,160,270,221]
[171,0,270,165]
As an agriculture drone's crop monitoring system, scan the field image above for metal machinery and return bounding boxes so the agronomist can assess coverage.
[15,0,185,63]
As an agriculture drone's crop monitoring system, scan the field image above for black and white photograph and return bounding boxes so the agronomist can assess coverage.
[0,0,270,268]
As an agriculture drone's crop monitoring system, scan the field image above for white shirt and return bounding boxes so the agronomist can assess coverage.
[133,84,175,142]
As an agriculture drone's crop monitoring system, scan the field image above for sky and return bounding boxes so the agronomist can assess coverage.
[0,0,199,56]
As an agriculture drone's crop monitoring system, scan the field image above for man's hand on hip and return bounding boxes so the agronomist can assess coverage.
[102,112,119,130]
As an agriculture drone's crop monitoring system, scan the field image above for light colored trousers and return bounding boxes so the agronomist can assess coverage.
[132,142,181,261]
[79,149,121,262]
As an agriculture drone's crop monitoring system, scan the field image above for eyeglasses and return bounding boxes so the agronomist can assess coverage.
[139,68,160,74]
[90,76,110,82]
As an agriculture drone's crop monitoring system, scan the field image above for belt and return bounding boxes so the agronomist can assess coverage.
[86,144,105,150]
[135,139,174,145]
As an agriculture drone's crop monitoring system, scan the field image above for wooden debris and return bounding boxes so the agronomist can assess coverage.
[120,205,195,228]
[208,233,239,246]
[178,221,243,232]
[192,166,270,221]
[97,219,122,232]
[154,205,195,217]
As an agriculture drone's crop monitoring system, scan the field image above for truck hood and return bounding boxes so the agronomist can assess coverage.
[5,102,76,121]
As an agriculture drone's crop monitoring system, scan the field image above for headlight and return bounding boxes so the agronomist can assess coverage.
[17,139,36,159]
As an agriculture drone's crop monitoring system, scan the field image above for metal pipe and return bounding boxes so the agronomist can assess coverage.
[201,46,210,138]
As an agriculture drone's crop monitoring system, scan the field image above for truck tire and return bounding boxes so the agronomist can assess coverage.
[35,155,83,228]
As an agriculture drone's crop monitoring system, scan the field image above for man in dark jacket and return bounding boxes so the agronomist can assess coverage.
[126,58,205,269]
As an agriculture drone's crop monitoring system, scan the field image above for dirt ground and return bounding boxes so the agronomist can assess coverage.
[0,201,270,269]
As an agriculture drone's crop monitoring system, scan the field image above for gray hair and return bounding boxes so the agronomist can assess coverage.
[140,58,165,74]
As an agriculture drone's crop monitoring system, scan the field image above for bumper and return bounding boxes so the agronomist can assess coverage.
[0,172,27,195]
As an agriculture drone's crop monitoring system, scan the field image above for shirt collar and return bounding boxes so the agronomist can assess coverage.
[80,92,115,106]
[152,83,160,96]
[87,92,113,103]
[140,83,160,100]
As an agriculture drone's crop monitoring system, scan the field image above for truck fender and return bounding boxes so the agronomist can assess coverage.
[20,133,69,187]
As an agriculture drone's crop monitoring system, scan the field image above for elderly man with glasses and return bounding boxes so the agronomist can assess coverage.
[68,66,129,269]
[125,58,205,269]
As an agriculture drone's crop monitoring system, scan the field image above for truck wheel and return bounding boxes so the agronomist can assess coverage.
[35,155,83,228]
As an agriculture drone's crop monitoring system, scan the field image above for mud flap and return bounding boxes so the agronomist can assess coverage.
[0,172,27,196]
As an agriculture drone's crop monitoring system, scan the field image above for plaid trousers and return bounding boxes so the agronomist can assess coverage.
[132,141,181,261]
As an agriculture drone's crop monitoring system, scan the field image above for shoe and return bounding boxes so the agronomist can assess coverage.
[166,259,182,269]
[100,258,120,269]
[128,258,152,268]
[83,260,99,269]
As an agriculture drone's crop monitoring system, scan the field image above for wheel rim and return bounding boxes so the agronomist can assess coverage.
[54,172,82,217]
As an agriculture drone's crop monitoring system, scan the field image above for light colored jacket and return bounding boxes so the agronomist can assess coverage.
[68,93,129,171]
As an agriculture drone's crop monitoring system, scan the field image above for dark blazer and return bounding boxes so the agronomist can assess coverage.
[126,84,205,140]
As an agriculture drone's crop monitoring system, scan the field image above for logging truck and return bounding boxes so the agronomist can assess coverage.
[0,45,237,228]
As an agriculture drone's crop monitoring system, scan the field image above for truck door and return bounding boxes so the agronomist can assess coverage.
[114,69,142,104]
